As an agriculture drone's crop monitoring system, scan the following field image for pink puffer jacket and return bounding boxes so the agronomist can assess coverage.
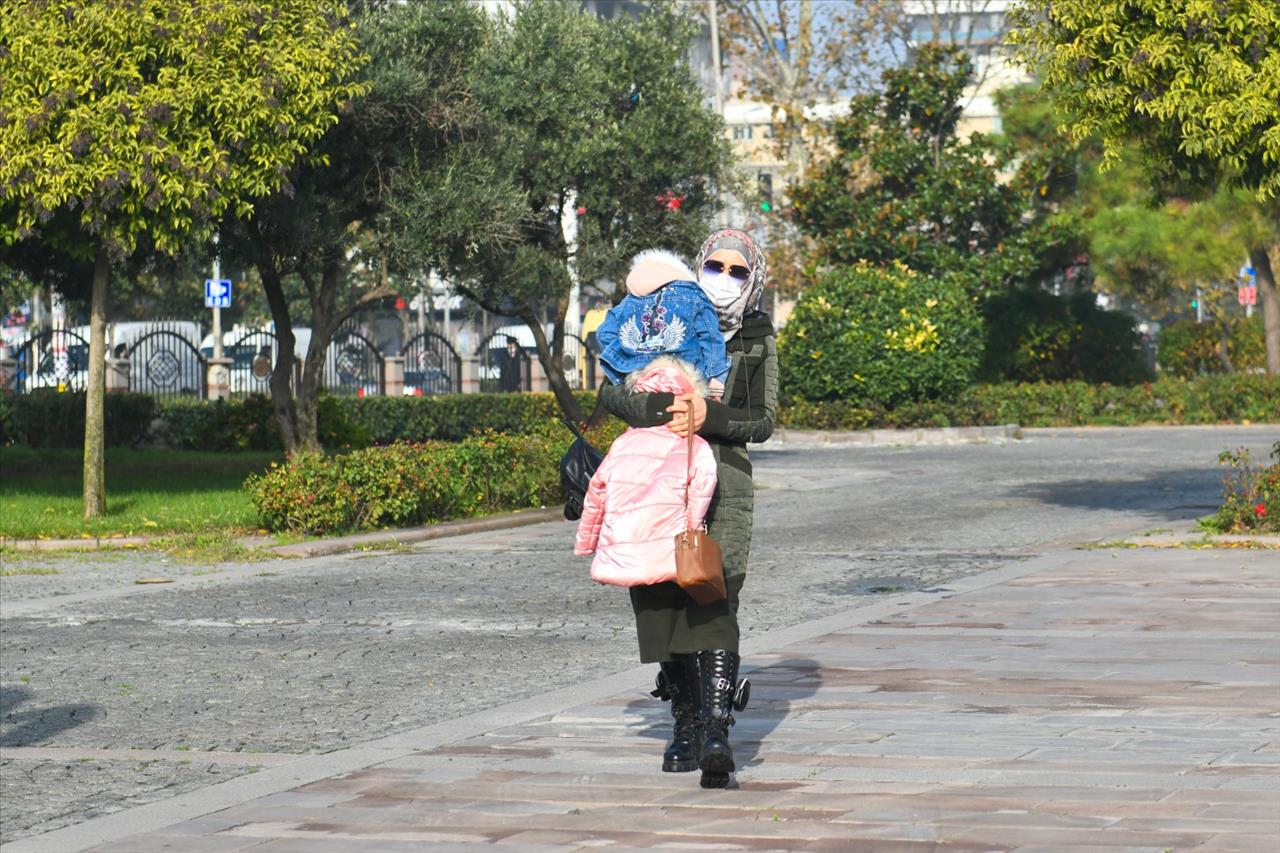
[574,357,718,587]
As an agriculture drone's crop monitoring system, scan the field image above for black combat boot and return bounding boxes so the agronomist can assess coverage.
[692,650,750,788]
[651,657,699,772]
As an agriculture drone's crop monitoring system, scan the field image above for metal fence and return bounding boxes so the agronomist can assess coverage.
[127,325,206,399]
[324,323,385,397]
[12,328,91,393]
[403,330,462,395]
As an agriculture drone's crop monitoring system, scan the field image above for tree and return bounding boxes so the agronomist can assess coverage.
[995,81,1276,374]
[219,0,518,456]
[789,45,1075,296]
[1010,0,1280,375]
[711,1,907,299]
[0,0,365,515]
[444,2,732,425]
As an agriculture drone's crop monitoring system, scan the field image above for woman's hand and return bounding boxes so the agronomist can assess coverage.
[666,393,707,438]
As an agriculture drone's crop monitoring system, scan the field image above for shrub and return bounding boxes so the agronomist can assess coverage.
[2,389,156,448]
[1157,316,1266,378]
[777,374,1280,430]
[1,391,604,451]
[779,261,982,406]
[324,391,598,445]
[1204,443,1280,534]
[154,395,280,451]
[980,288,1152,385]
[246,418,625,534]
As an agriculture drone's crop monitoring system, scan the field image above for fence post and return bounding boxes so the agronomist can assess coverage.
[0,347,16,393]
[105,357,131,392]
[207,357,232,401]
[383,355,405,397]
[530,356,549,392]
[460,354,481,394]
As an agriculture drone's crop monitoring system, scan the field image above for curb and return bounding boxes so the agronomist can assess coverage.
[764,423,1020,448]
[1111,520,1280,550]
[264,508,565,558]
[1,508,567,557]
[0,535,156,553]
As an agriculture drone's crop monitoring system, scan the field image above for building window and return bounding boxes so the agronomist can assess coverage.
[732,124,753,140]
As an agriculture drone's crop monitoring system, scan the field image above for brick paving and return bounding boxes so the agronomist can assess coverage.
[26,545,1276,852]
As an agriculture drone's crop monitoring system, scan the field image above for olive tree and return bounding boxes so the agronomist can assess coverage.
[0,0,365,514]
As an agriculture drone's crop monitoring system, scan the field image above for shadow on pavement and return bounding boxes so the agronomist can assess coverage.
[0,685,100,747]
[1011,470,1220,517]
[622,657,822,774]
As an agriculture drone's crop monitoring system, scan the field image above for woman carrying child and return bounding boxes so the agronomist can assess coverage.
[583,230,779,789]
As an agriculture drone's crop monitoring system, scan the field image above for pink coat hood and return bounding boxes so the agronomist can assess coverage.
[574,357,718,588]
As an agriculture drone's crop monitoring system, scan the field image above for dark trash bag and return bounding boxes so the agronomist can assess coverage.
[560,419,603,521]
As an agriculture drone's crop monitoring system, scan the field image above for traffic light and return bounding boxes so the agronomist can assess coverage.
[758,172,773,213]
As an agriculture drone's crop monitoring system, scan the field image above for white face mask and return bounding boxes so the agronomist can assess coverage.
[699,271,742,309]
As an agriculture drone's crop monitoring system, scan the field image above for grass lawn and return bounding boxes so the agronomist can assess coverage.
[0,448,280,540]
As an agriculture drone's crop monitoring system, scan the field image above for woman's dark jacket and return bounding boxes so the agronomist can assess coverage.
[599,310,778,581]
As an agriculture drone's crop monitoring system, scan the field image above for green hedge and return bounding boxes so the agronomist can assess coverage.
[4,376,1275,453]
[980,287,1151,385]
[0,390,157,449]
[0,391,597,451]
[246,421,625,534]
[1158,316,1266,378]
[778,374,1280,430]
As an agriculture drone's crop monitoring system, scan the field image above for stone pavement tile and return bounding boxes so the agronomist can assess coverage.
[1107,816,1280,834]
[89,835,268,852]
[1163,787,1279,805]
[1195,834,1280,852]
[238,840,500,853]
[1013,847,1167,853]
[948,825,1216,848]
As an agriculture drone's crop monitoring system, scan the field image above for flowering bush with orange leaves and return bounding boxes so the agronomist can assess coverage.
[1205,442,1280,535]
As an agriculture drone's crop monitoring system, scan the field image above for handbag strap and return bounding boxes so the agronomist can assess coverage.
[683,400,694,528]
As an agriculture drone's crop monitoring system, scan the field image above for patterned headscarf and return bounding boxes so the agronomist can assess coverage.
[695,228,767,340]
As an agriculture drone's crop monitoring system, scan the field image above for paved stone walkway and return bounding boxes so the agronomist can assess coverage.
[11,545,1276,852]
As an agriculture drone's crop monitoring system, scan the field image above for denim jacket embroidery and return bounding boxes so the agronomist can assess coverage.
[596,280,730,386]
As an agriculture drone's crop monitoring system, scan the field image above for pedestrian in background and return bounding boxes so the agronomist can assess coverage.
[499,336,522,392]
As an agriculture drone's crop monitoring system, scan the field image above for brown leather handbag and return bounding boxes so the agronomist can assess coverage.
[674,404,725,604]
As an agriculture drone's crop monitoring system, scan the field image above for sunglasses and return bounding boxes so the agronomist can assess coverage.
[703,259,751,281]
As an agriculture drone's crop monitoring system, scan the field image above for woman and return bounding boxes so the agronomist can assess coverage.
[600,229,778,788]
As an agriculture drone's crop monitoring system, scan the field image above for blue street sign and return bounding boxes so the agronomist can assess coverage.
[1239,264,1256,286]
[204,278,232,308]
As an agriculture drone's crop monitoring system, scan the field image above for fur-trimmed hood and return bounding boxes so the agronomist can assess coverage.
[625,249,697,297]
[624,355,708,397]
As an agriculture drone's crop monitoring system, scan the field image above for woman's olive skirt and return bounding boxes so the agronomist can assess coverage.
[628,574,746,663]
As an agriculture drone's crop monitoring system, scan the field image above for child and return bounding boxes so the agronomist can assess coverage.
[596,250,730,400]
[574,356,717,587]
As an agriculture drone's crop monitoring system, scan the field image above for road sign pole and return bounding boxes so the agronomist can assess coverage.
[211,237,223,360]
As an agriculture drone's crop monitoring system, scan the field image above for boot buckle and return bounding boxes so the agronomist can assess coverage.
[732,678,750,712]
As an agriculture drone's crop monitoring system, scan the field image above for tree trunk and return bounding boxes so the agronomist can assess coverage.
[1214,319,1235,374]
[294,263,340,458]
[256,259,304,455]
[522,308,585,425]
[83,244,109,518]
[1250,245,1279,376]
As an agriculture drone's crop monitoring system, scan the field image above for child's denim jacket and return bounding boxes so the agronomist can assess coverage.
[596,280,730,386]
